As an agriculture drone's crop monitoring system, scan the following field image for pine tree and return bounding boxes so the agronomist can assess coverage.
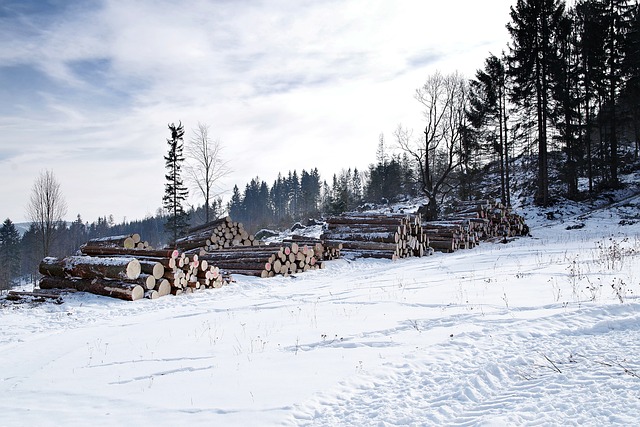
[300,169,321,218]
[352,167,363,207]
[228,185,244,223]
[575,0,608,192]
[508,0,566,205]
[258,181,272,226]
[468,53,511,205]
[603,0,632,186]
[288,171,301,219]
[163,121,189,245]
[0,218,21,292]
[621,1,640,159]
[550,8,583,198]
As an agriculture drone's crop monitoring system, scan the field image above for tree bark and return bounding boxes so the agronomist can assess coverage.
[39,276,145,301]
[39,256,141,281]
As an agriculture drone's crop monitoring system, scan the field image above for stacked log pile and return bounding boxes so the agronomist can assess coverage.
[38,234,236,300]
[39,256,149,301]
[175,217,259,252]
[423,200,529,252]
[422,221,476,253]
[169,252,231,295]
[283,236,342,261]
[322,213,430,260]
[79,246,174,297]
[198,243,324,278]
[79,245,233,295]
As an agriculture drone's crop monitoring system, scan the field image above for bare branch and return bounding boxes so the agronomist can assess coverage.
[185,123,232,223]
[26,170,67,257]
[398,71,468,220]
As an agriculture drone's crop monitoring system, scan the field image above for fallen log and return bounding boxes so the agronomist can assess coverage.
[226,269,272,278]
[340,249,399,260]
[80,246,177,259]
[39,276,145,301]
[322,239,400,252]
[40,256,141,281]
[321,230,399,244]
[85,234,140,249]
[428,240,456,252]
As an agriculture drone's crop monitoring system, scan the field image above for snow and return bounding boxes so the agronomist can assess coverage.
[2,196,640,426]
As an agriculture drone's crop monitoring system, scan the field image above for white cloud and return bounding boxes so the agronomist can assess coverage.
[0,0,514,223]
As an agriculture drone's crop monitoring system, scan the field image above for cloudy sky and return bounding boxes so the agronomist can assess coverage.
[1,0,514,224]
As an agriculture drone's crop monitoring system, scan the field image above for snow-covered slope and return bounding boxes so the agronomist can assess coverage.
[2,195,640,426]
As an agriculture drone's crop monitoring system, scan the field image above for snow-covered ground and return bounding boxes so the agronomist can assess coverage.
[2,196,640,426]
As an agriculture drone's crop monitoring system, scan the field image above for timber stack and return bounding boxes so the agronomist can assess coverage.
[38,234,235,300]
[80,245,232,295]
[39,255,150,301]
[79,246,175,296]
[283,235,342,261]
[174,216,259,252]
[421,221,477,253]
[198,242,324,278]
[169,251,231,295]
[322,213,430,260]
[423,199,529,252]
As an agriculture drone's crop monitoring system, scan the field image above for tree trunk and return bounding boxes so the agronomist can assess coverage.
[39,256,141,281]
[39,276,145,301]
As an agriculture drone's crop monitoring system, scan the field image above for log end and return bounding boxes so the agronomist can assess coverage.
[131,284,145,301]
[126,259,142,280]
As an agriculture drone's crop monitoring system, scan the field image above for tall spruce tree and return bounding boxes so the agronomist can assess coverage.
[575,0,608,192]
[0,218,21,292]
[507,0,566,205]
[551,8,582,198]
[468,53,511,205]
[603,0,632,186]
[163,121,189,245]
[622,1,640,159]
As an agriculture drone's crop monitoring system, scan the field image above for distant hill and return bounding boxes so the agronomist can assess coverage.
[14,223,30,237]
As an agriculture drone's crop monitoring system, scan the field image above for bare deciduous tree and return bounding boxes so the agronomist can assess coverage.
[185,123,231,223]
[26,170,67,257]
[396,71,467,220]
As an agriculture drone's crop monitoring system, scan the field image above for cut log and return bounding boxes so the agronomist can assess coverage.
[138,260,165,279]
[428,239,456,252]
[208,260,272,271]
[145,290,159,299]
[326,214,412,226]
[39,276,145,301]
[322,240,399,252]
[80,246,176,259]
[340,249,399,260]
[321,230,399,244]
[40,256,141,281]
[228,269,271,278]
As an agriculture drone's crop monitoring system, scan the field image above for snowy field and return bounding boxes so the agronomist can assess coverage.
[2,197,640,426]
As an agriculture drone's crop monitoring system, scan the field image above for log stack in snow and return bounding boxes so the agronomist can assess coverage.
[169,251,232,295]
[175,216,259,252]
[79,245,232,295]
[322,213,431,260]
[39,255,148,301]
[78,246,173,296]
[198,242,324,278]
[422,200,529,252]
[38,233,236,300]
[283,236,341,261]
